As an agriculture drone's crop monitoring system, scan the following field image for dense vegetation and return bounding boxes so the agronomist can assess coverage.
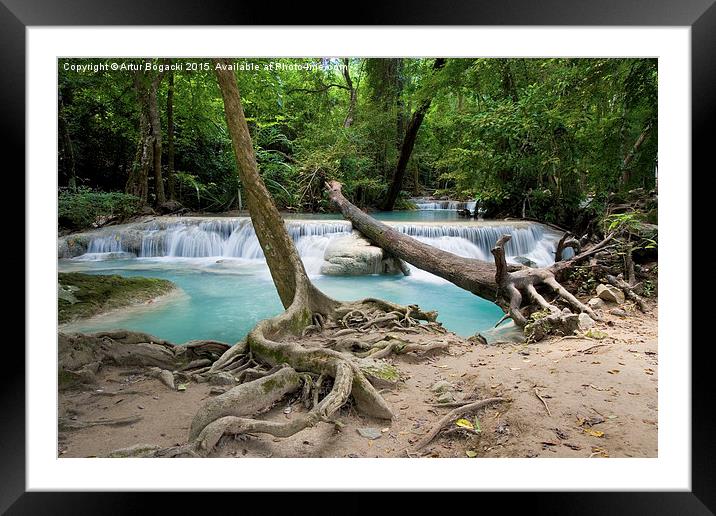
[58,58,657,228]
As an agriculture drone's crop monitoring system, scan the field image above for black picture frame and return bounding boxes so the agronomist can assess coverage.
[5,1,709,513]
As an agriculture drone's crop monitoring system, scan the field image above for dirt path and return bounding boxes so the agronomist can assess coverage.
[59,300,657,458]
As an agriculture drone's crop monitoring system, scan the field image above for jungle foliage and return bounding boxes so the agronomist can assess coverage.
[58,57,657,228]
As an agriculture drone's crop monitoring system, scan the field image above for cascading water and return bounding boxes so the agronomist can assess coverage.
[62,215,568,341]
[412,199,477,211]
[77,217,565,268]
[392,223,562,266]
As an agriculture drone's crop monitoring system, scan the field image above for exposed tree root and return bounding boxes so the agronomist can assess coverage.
[59,415,143,431]
[606,274,648,312]
[491,235,599,341]
[415,397,507,451]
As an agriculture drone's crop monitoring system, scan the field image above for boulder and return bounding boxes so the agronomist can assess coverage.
[587,297,606,310]
[596,284,625,304]
[513,256,538,268]
[436,392,455,404]
[321,232,403,276]
[157,200,184,214]
[431,380,454,394]
[578,313,595,330]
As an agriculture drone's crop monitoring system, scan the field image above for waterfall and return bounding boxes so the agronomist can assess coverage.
[76,217,564,268]
[82,218,352,260]
[413,199,475,211]
[390,223,558,266]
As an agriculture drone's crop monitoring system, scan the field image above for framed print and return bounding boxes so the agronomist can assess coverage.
[4,0,711,513]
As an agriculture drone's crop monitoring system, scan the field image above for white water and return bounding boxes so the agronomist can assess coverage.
[78,217,564,272]
[412,199,477,211]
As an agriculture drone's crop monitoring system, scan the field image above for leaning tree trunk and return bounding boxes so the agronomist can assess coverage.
[329,180,611,336]
[129,59,453,458]
[381,58,446,211]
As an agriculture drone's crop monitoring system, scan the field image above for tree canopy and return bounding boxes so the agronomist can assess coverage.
[58,57,657,228]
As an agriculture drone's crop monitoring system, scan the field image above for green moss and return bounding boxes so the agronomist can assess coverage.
[58,272,176,324]
[584,329,608,340]
[58,369,81,389]
[361,363,400,382]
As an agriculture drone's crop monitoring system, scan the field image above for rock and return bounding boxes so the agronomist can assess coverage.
[587,297,606,310]
[157,200,184,214]
[609,308,628,317]
[320,232,403,275]
[596,284,625,304]
[436,392,455,404]
[513,256,538,268]
[210,386,228,395]
[578,313,595,330]
[430,380,453,394]
[58,283,79,304]
[208,372,237,386]
[356,427,382,440]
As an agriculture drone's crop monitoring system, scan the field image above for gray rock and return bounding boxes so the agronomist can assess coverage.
[430,380,453,394]
[513,256,538,267]
[596,284,625,304]
[58,283,79,304]
[436,392,455,404]
[357,427,382,440]
[578,313,595,330]
[587,297,606,310]
[208,372,237,386]
[320,232,403,276]
[609,308,628,317]
[210,386,228,395]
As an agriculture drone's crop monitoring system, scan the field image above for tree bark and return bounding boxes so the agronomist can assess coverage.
[621,123,652,186]
[125,72,152,203]
[331,180,501,301]
[381,58,446,211]
[58,97,77,190]
[166,67,176,201]
[214,59,310,308]
[148,70,166,205]
[342,58,357,128]
[329,180,606,331]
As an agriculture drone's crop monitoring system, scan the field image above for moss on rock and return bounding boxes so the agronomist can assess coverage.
[58,272,176,324]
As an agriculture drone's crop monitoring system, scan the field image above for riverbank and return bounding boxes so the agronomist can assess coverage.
[58,272,177,324]
[58,296,657,458]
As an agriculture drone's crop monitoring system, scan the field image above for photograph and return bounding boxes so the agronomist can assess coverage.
[56,56,659,460]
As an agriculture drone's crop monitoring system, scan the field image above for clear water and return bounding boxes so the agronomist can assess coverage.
[59,257,505,343]
[60,210,562,344]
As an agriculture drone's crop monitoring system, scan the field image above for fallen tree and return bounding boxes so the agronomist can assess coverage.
[327,180,616,337]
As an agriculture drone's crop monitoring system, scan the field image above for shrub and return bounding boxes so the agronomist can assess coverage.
[58,187,142,230]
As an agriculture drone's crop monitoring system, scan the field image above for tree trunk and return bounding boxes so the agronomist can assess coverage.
[621,123,652,187]
[329,180,605,333]
[125,74,152,204]
[166,68,176,201]
[342,58,357,128]
[214,59,310,308]
[381,58,446,211]
[58,98,77,190]
[148,73,165,205]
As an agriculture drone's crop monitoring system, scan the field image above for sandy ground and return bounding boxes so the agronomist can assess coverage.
[58,300,657,459]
